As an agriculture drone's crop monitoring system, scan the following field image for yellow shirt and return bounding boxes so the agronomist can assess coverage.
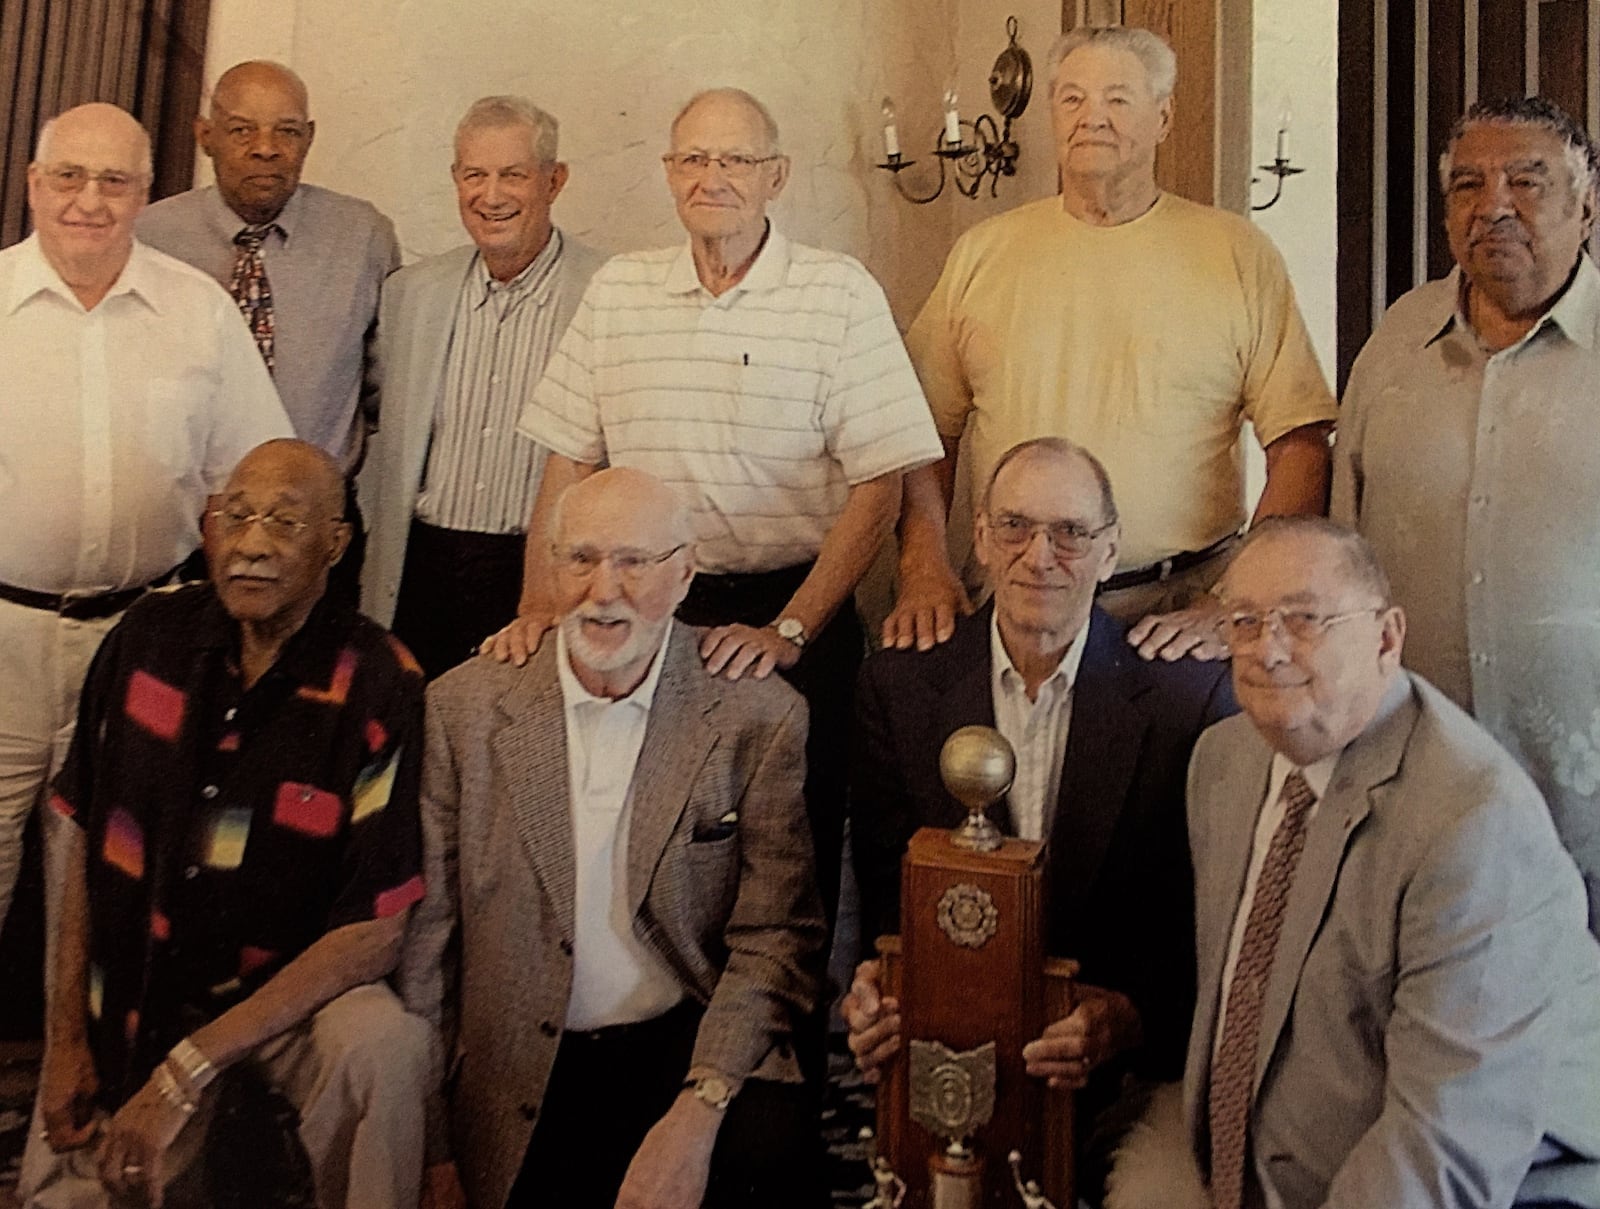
[907,193,1336,569]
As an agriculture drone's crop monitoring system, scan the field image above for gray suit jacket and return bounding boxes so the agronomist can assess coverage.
[358,234,605,625]
[399,622,825,1209]
[1183,673,1600,1209]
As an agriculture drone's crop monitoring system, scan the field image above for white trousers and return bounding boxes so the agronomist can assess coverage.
[19,983,432,1209]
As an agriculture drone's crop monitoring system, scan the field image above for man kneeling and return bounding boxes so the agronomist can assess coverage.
[25,439,430,1209]
[401,467,828,1209]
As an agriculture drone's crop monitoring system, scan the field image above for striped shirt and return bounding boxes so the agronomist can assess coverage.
[990,611,1088,842]
[415,231,566,533]
[519,227,942,572]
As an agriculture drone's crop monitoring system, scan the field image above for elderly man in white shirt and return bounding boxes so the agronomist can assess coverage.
[0,102,289,937]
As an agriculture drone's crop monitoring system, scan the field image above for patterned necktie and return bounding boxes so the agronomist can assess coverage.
[228,223,280,374]
[1207,768,1318,1209]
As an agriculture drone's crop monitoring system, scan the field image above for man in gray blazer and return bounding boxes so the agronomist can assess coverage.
[400,467,827,1209]
[361,95,604,677]
[1159,517,1600,1209]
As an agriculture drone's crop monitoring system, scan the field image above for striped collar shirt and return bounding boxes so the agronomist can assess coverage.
[989,613,1089,842]
[415,230,567,534]
[520,226,942,572]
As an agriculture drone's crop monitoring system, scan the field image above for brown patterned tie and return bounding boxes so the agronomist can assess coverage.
[228,223,280,374]
[1207,768,1317,1209]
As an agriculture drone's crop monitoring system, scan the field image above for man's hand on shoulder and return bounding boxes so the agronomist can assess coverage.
[479,612,555,667]
[39,1035,100,1153]
[882,559,972,651]
[841,959,902,1083]
[1127,596,1230,662]
[699,623,800,681]
[614,1089,722,1209]
[1021,984,1142,1092]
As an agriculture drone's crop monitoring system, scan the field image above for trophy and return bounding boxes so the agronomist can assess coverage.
[874,726,1076,1209]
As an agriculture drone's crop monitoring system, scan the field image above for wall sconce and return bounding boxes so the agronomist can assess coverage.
[1251,105,1305,211]
[876,15,1032,205]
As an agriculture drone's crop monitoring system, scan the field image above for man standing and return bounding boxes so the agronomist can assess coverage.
[25,440,430,1209]
[402,467,827,1209]
[1174,518,1600,1209]
[138,60,401,606]
[843,439,1233,1200]
[1334,97,1600,932]
[888,25,1336,661]
[362,96,604,678]
[0,103,289,937]
[507,87,943,921]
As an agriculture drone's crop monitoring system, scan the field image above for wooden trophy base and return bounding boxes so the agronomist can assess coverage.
[874,827,1076,1208]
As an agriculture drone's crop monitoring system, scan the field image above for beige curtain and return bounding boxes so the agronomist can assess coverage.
[0,0,210,248]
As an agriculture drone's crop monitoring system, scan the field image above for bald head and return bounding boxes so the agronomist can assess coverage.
[670,88,781,156]
[199,60,315,224]
[550,467,694,551]
[35,102,152,177]
[226,438,346,520]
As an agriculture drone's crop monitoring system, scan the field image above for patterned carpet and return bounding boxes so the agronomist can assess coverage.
[0,1040,879,1209]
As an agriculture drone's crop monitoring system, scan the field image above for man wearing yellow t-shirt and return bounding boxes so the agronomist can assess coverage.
[887,25,1337,663]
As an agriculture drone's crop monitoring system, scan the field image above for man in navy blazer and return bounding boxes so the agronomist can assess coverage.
[843,438,1234,1197]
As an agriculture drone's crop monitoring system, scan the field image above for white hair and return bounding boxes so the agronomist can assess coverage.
[455,95,559,164]
[1046,25,1177,102]
[35,110,153,177]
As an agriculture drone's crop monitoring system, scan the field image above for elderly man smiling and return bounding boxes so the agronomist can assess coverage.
[25,439,429,1209]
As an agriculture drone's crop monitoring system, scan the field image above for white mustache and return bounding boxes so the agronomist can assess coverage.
[574,605,636,626]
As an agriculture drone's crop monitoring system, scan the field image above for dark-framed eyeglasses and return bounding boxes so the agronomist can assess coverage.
[551,543,687,584]
[37,164,145,199]
[985,512,1115,560]
[1215,606,1384,648]
[661,152,781,180]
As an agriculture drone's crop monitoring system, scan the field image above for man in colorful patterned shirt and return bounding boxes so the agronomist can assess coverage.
[23,439,430,1209]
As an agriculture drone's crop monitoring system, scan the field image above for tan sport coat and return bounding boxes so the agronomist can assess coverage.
[1183,673,1600,1209]
[400,622,825,1209]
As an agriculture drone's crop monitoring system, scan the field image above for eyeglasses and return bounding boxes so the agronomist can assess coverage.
[986,512,1115,560]
[552,543,687,584]
[37,165,145,199]
[661,152,782,180]
[1215,606,1383,647]
[207,505,336,542]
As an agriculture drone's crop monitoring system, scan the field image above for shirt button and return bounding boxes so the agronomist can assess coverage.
[482,426,494,437]
[183,865,200,880]
[518,1101,539,1121]
[476,483,486,492]
[201,785,219,800]
[1472,652,1490,665]
[1471,571,1485,585]
[538,1020,559,1038]
[224,708,237,722]
[559,938,574,957]
[490,374,502,386]
[1470,495,1487,507]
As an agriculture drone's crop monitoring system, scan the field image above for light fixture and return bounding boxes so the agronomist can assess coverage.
[1251,102,1304,211]
[876,16,1032,205]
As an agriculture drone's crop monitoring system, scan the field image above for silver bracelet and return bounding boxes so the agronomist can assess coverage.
[167,1038,217,1092]
[153,1062,197,1115]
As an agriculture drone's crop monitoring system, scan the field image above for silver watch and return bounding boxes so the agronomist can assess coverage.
[772,617,807,648]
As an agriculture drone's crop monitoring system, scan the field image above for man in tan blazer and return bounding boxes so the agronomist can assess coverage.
[1147,518,1600,1209]
[400,467,827,1209]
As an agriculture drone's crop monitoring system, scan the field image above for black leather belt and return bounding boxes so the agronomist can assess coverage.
[0,577,160,621]
[1100,533,1238,594]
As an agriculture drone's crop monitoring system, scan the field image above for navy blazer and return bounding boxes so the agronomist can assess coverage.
[851,603,1235,1079]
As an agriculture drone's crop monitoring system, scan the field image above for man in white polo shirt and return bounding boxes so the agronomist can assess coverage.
[504,86,943,929]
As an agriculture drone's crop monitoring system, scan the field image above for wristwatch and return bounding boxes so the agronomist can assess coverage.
[771,617,807,648]
[689,1074,733,1111]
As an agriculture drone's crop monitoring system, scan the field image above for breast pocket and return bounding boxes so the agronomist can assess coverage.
[684,830,740,921]
[735,359,827,460]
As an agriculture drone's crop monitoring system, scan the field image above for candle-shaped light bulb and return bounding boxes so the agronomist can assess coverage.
[943,85,962,147]
[881,97,901,159]
[1275,99,1292,161]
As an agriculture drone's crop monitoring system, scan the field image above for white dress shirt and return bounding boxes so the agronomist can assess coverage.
[556,626,683,1029]
[1213,749,1339,1209]
[989,613,1090,842]
[0,236,290,593]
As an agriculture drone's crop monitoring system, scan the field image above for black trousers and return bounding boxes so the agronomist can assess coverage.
[675,562,861,932]
[508,1003,827,1209]
[391,520,524,681]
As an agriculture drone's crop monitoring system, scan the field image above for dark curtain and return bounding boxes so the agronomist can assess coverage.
[0,0,210,248]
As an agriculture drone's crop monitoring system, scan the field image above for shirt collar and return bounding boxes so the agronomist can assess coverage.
[4,234,162,316]
[192,583,352,688]
[663,222,790,297]
[989,609,1090,702]
[205,183,301,245]
[1426,254,1600,352]
[1268,749,1339,802]
[556,619,673,712]
[469,227,565,311]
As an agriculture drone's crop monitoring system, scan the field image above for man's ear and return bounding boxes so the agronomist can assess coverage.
[194,116,215,158]
[1377,605,1406,671]
[327,521,353,569]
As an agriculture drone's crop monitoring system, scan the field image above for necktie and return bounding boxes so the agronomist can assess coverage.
[228,223,280,374]
[1207,768,1317,1209]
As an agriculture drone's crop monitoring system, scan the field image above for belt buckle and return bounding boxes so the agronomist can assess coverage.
[57,588,98,618]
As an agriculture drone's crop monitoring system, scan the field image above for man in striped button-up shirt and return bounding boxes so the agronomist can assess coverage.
[362,96,605,679]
